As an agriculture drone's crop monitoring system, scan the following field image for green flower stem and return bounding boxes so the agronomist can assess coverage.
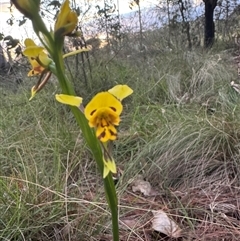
[31,14,55,56]
[104,174,119,241]
[53,49,119,241]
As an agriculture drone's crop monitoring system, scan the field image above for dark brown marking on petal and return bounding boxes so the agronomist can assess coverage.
[31,57,35,60]
[110,107,116,112]
[109,129,117,136]
[98,129,106,140]
[90,109,96,116]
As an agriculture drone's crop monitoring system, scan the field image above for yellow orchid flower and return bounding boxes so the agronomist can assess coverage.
[23,38,52,76]
[11,0,40,19]
[108,85,133,101]
[23,39,54,99]
[55,85,133,142]
[85,92,123,142]
[54,0,78,37]
[55,85,133,178]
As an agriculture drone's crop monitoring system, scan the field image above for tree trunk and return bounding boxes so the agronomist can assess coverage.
[203,0,218,48]
[0,45,8,73]
[178,0,192,49]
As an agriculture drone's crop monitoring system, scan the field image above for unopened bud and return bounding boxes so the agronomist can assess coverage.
[54,0,78,37]
[11,0,40,19]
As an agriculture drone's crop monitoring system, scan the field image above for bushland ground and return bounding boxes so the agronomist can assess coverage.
[1,32,240,240]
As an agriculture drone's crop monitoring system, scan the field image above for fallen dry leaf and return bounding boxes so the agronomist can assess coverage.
[151,210,182,238]
[131,175,157,196]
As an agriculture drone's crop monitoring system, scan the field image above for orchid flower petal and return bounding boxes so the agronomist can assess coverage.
[55,94,83,107]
